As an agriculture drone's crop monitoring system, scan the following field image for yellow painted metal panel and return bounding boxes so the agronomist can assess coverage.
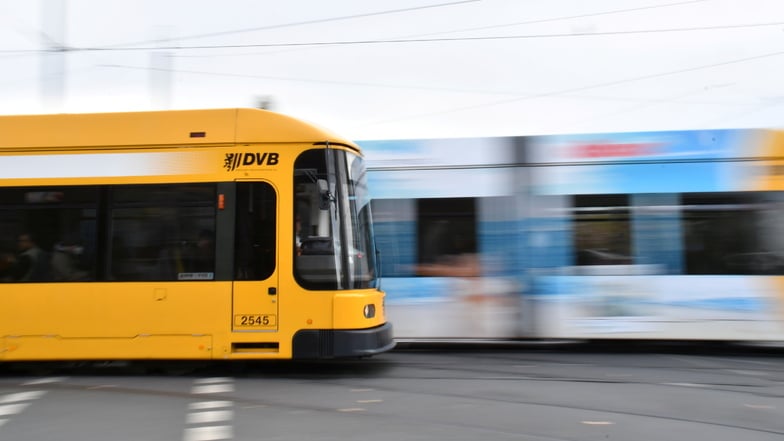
[3,335,213,361]
[0,109,237,149]
[333,290,387,329]
[0,141,357,188]
[0,108,358,150]
[1,282,232,338]
[232,279,280,332]
[234,108,357,147]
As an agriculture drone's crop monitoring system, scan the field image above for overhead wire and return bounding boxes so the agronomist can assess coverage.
[93,0,718,59]
[400,0,713,38]
[99,0,710,50]
[39,21,784,53]
[97,46,784,129]
[1,0,780,127]
[563,88,726,132]
[1,1,774,54]
[97,63,762,108]
[357,48,784,127]
[100,0,482,48]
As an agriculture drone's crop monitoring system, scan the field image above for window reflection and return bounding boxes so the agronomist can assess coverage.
[573,195,632,266]
[683,192,784,275]
[109,184,216,281]
[234,182,276,280]
[0,186,97,283]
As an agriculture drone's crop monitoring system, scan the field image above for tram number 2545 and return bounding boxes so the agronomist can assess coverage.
[234,314,276,327]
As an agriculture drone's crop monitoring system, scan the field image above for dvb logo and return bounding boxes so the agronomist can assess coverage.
[224,152,279,171]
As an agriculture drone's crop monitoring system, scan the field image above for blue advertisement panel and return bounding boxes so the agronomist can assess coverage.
[528,129,763,194]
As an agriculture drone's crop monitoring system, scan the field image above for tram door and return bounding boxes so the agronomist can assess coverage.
[232,181,279,332]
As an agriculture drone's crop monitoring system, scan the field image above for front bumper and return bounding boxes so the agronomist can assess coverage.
[292,322,395,359]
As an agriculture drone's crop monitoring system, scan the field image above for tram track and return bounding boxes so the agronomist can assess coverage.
[0,350,781,440]
[5,377,776,441]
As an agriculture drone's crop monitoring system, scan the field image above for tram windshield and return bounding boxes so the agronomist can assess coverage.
[294,148,378,290]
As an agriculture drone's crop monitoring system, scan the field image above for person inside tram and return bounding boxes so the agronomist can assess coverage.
[3,232,49,282]
[51,236,88,281]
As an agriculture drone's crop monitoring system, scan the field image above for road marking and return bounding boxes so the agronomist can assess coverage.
[184,425,233,441]
[0,391,46,404]
[582,421,615,425]
[21,377,66,386]
[338,408,366,412]
[356,399,383,404]
[189,401,233,410]
[0,389,47,429]
[187,410,233,425]
[0,404,30,417]
[662,382,708,388]
[193,384,234,394]
[195,378,233,384]
[743,403,775,409]
[185,379,234,441]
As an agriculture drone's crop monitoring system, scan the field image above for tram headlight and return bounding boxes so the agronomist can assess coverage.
[363,304,376,319]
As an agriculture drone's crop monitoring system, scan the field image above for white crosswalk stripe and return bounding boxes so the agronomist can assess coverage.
[184,378,235,441]
[187,410,233,425]
[0,391,47,404]
[0,388,49,430]
[184,425,233,441]
[0,403,31,417]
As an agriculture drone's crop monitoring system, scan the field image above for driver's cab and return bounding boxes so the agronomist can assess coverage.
[293,148,377,291]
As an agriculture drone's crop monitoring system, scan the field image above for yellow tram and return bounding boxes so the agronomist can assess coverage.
[0,108,393,360]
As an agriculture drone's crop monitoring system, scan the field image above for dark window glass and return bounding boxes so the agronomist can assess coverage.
[234,182,276,280]
[109,184,216,281]
[573,194,632,266]
[683,192,784,275]
[294,149,379,290]
[0,187,98,283]
[294,149,340,289]
[0,187,99,206]
[416,198,479,277]
[341,152,377,288]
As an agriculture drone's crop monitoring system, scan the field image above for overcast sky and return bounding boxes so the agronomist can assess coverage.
[1,0,783,140]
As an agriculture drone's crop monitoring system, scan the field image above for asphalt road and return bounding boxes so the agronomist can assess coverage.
[0,344,782,441]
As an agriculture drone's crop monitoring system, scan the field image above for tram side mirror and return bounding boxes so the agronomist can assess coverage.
[318,179,332,210]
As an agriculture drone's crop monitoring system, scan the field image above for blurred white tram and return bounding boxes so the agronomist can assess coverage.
[363,129,784,342]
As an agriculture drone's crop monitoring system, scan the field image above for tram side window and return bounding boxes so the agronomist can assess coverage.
[415,198,479,277]
[293,150,340,289]
[0,187,98,283]
[234,182,276,281]
[572,194,632,266]
[682,192,784,275]
[108,184,216,281]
